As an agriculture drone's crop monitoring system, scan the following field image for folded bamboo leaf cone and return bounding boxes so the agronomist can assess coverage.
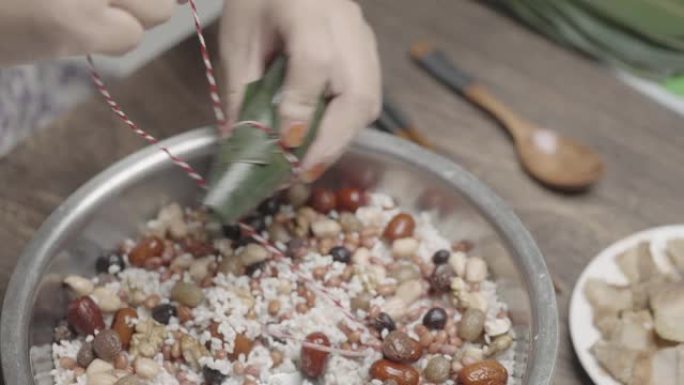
[203,57,325,224]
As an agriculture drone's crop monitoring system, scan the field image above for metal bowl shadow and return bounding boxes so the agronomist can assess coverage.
[1,128,557,385]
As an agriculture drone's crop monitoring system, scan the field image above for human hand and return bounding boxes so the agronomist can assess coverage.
[0,0,176,66]
[220,0,381,182]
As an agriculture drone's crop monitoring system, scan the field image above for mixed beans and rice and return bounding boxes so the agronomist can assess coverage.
[51,185,515,385]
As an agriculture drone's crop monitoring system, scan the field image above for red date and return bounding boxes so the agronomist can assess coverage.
[67,296,105,335]
[309,188,337,214]
[300,332,331,378]
[336,187,365,212]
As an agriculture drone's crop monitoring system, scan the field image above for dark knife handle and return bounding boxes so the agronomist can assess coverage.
[410,43,474,94]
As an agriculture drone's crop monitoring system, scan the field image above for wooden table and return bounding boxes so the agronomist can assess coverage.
[1,1,683,384]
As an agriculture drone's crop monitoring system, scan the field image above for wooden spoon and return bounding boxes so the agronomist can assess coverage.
[410,42,604,192]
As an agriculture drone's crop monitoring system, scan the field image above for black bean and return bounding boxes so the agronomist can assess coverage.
[429,264,454,293]
[330,246,352,264]
[222,224,242,240]
[234,236,256,248]
[371,312,396,334]
[95,253,125,274]
[422,307,448,330]
[432,249,450,265]
[245,261,267,277]
[258,197,281,216]
[151,304,177,325]
[242,215,266,233]
[202,366,226,385]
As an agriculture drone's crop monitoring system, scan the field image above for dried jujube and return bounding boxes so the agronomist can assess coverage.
[67,296,105,335]
[309,188,337,214]
[300,332,331,378]
[336,187,365,212]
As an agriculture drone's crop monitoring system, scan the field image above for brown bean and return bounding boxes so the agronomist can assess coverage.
[228,334,253,361]
[76,342,95,367]
[369,359,419,385]
[143,294,161,309]
[93,329,122,361]
[176,305,193,323]
[457,360,508,385]
[382,331,423,364]
[458,309,485,342]
[287,183,311,208]
[111,308,138,348]
[59,357,77,370]
[171,282,204,307]
[67,296,105,336]
[424,356,450,383]
[113,352,128,370]
[383,213,415,241]
[270,350,284,367]
[128,236,164,267]
[268,300,281,316]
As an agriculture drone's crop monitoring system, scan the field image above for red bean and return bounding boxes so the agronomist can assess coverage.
[336,188,365,212]
[128,236,163,267]
[309,188,337,214]
[383,213,415,241]
[369,359,420,385]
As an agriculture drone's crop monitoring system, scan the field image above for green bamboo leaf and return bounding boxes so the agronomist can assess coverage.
[203,57,325,224]
[496,0,684,79]
[574,0,684,49]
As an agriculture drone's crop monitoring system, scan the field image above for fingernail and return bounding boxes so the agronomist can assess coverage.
[281,122,307,148]
[300,162,328,183]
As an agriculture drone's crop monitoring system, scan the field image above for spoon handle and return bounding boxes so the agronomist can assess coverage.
[410,42,535,140]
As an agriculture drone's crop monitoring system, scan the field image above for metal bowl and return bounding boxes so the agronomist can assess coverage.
[1,128,557,385]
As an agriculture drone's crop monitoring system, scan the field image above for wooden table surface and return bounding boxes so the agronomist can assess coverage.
[2,1,683,384]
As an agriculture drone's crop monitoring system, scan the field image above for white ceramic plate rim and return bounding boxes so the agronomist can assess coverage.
[569,225,684,385]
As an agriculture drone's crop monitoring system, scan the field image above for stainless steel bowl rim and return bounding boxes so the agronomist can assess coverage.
[2,128,558,384]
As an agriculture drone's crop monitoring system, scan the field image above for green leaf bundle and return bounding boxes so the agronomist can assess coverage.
[495,0,684,80]
[203,57,325,224]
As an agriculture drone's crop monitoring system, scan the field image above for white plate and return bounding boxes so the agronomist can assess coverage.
[569,225,684,385]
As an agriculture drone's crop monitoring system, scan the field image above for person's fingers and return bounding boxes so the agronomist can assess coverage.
[85,7,145,56]
[220,0,267,134]
[299,96,369,182]
[300,3,381,179]
[110,0,175,28]
[272,0,332,148]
